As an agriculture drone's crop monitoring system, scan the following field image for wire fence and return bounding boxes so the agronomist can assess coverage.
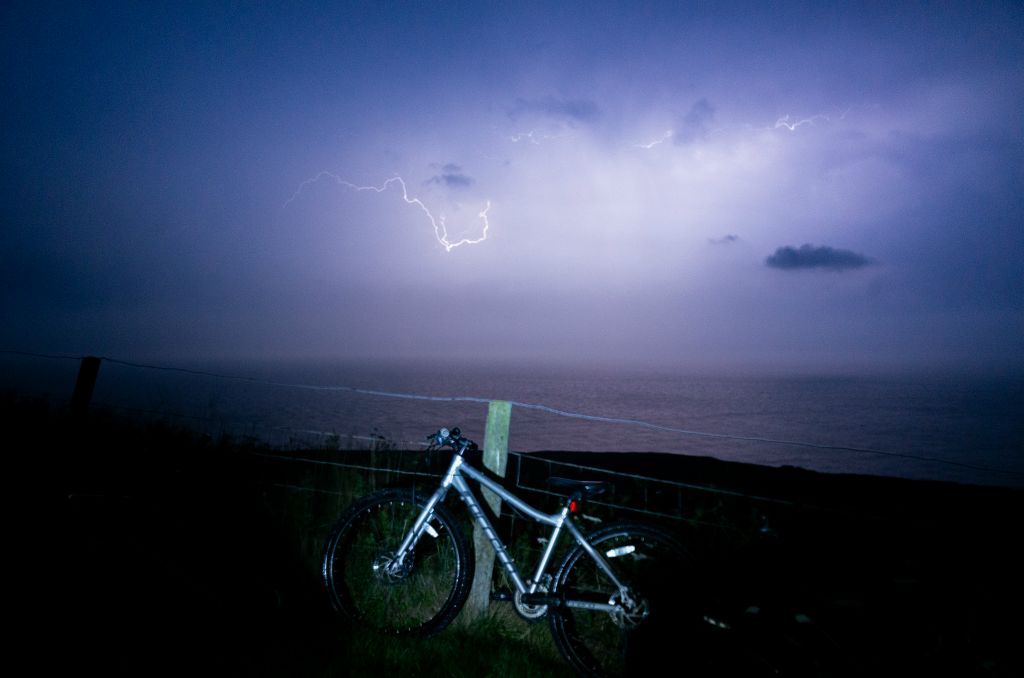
[238,444,791,524]
[40,351,1024,678]
[3,349,1023,494]
[16,346,1024,596]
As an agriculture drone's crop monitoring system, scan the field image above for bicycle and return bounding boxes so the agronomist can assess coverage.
[321,427,695,677]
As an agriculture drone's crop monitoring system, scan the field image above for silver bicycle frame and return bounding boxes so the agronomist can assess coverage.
[391,452,630,612]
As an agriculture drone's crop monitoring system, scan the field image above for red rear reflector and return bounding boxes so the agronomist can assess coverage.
[569,500,578,513]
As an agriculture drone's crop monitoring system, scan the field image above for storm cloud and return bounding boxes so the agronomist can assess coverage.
[427,163,474,189]
[765,245,874,271]
[1,3,1020,374]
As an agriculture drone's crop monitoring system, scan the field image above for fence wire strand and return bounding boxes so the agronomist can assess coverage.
[3,349,1021,480]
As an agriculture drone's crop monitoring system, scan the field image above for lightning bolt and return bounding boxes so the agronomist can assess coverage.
[285,172,491,252]
[773,107,854,131]
[509,130,544,144]
[773,113,831,131]
[502,127,575,145]
[632,130,674,149]
[628,108,854,154]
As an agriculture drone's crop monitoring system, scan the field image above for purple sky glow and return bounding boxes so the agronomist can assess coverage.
[3,2,1022,374]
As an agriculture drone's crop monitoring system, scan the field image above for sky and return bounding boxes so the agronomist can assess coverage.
[2,1,1022,374]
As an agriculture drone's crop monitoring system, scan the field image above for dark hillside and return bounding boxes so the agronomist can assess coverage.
[524,450,1024,676]
[12,392,1022,677]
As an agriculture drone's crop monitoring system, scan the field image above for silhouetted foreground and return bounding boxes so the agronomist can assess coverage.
[13,394,1019,677]
[531,451,1024,677]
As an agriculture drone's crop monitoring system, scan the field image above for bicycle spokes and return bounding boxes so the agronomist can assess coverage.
[323,489,473,636]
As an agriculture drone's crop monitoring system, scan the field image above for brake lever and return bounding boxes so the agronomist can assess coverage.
[426,428,449,450]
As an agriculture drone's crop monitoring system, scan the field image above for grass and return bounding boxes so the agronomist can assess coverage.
[16,391,1024,677]
[16,394,573,676]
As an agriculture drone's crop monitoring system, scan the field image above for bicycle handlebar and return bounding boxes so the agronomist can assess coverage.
[427,427,478,453]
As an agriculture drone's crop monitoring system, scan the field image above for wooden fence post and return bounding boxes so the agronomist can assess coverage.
[465,400,511,620]
[70,356,102,419]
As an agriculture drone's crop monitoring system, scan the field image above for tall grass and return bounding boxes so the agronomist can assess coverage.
[29,394,575,676]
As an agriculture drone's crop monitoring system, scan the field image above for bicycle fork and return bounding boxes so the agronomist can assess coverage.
[382,490,451,579]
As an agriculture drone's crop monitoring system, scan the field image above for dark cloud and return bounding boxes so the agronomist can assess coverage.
[765,244,874,271]
[508,96,600,122]
[674,98,715,144]
[709,234,739,244]
[426,163,474,188]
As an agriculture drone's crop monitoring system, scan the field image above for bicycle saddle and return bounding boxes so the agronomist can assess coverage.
[546,477,613,498]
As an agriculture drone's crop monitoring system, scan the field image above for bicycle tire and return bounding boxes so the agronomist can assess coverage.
[549,522,694,677]
[321,488,473,636]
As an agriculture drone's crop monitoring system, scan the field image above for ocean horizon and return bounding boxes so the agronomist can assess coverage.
[5,353,1022,489]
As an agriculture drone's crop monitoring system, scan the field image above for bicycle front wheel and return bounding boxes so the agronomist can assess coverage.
[321,488,473,636]
[549,522,694,677]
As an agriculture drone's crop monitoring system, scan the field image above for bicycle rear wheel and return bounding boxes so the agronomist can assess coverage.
[321,488,473,636]
[549,522,694,677]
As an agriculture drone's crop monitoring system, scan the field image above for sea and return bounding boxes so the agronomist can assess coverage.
[5,353,1023,489]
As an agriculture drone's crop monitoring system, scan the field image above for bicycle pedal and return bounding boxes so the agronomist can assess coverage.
[491,590,513,601]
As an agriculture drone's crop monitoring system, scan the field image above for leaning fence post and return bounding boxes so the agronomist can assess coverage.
[70,356,102,419]
[465,400,512,620]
